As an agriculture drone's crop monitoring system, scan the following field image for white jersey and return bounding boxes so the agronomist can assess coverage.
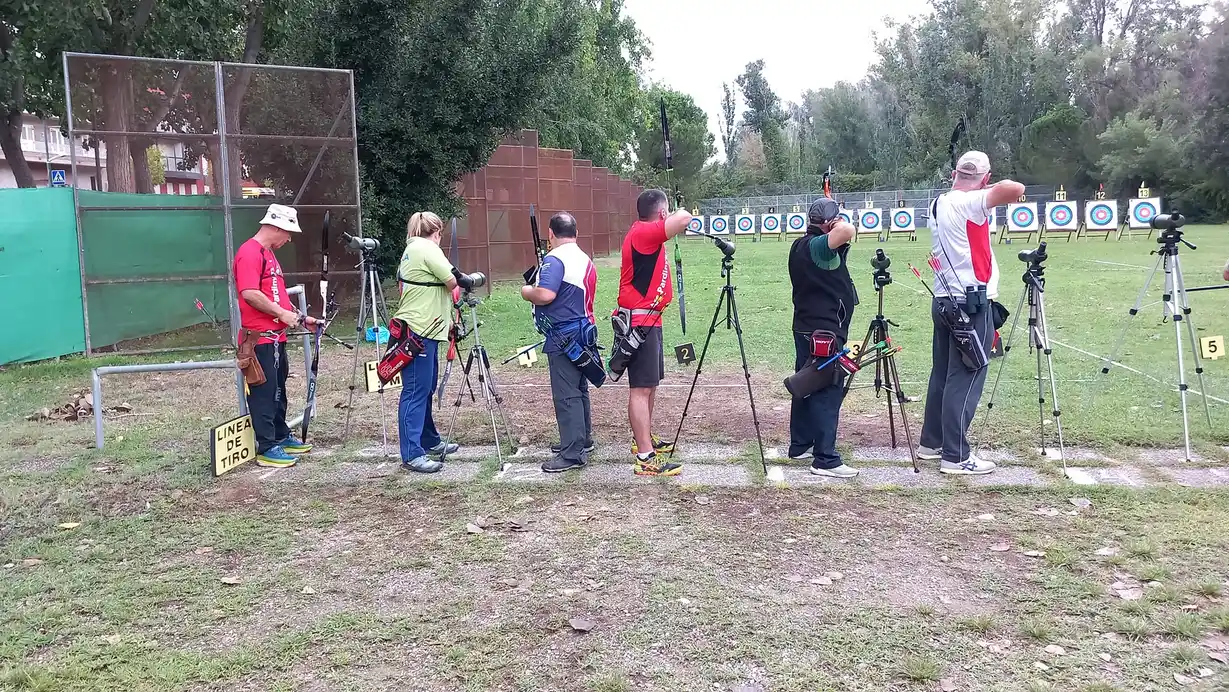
[929,189,1000,300]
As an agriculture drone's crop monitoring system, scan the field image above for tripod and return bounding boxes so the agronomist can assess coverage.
[438,290,516,468]
[981,249,1066,465]
[342,245,393,454]
[844,263,919,472]
[669,247,767,472]
[1099,229,1211,460]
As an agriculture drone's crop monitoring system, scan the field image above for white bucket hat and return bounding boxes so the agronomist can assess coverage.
[259,204,302,233]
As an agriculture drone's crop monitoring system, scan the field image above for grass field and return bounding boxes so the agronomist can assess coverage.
[3,226,1229,691]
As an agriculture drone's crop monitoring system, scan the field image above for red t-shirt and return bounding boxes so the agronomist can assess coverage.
[617,218,673,328]
[234,237,293,343]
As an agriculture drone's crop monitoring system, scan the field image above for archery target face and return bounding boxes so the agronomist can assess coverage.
[786,213,806,233]
[1086,201,1118,229]
[838,211,853,225]
[1129,198,1161,228]
[734,215,755,235]
[858,209,881,230]
[710,216,729,234]
[892,209,915,230]
[1007,203,1038,231]
[761,214,780,232]
[686,217,704,235]
[1047,202,1077,230]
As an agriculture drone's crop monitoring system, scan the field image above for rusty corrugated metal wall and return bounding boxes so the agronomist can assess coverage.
[461,130,642,281]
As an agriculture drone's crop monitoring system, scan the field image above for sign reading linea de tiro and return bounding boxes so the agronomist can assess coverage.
[211,414,256,476]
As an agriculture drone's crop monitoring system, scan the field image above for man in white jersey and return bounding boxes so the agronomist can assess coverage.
[918,151,1024,474]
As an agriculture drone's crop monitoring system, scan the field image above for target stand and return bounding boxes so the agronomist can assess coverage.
[998,201,1040,244]
[1121,188,1161,240]
[887,204,917,241]
[1041,191,1078,242]
[1079,196,1119,240]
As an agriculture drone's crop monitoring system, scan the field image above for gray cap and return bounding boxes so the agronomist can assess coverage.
[808,198,840,226]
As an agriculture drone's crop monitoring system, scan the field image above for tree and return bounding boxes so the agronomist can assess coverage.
[3,0,288,191]
[735,60,788,182]
[718,81,738,164]
[524,0,646,172]
[284,0,585,255]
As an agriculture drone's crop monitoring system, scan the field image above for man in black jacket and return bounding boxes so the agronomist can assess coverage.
[787,198,859,477]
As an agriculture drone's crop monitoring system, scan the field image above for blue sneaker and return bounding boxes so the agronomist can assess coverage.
[257,445,297,468]
[428,441,459,457]
[281,435,313,455]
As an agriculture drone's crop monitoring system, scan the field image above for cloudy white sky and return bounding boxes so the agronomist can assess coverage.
[622,0,934,155]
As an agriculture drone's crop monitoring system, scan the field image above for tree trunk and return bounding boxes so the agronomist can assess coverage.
[0,108,37,188]
[101,61,136,193]
[131,138,155,193]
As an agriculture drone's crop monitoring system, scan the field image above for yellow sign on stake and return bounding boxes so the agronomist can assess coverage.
[211,414,256,477]
[1200,336,1224,361]
[365,360,400,392]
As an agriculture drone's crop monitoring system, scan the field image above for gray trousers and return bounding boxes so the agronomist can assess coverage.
[548,353,592,462]
[919,297,995,463]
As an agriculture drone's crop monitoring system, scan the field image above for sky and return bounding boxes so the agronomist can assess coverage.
[621,0,934,156]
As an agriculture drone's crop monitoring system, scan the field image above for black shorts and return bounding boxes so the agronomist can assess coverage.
[627,326,664,388]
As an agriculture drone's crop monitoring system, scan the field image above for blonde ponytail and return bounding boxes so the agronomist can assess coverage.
[407,211,444,239]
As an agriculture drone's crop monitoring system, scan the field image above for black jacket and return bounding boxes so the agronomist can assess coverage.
[788,232,858,340]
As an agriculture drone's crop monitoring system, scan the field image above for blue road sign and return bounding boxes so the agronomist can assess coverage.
[50,170,67,187]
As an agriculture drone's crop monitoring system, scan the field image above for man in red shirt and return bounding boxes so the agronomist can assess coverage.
[616,189,692,476]
[233,204,321,468]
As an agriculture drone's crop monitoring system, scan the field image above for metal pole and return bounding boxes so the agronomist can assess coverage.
[42,119,51,183]
[347,70,364,236]
[215,61,247,416]
[92,360,239,449]
[63,53,93,355]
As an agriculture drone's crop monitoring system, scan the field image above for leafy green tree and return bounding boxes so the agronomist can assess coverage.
[285,0,585,253]
[719,81,738,165]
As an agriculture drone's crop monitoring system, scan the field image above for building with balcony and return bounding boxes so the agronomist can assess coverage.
[0,114,210,193]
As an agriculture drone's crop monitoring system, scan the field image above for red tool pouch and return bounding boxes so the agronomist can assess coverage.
[377,318,425,384]
[810,330,838,358]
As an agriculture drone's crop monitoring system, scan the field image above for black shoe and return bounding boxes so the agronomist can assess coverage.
[550,441,595,454]
[542,456,586,473]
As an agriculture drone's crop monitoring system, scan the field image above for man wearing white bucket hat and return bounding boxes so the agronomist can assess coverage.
[233,204,321,468]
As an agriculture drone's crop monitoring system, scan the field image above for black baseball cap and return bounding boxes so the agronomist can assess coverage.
[808,198,840,226]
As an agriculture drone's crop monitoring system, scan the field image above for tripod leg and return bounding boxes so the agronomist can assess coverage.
[343,267,371,442]
[1035,292,1066,467]
[474,346,511,468]
[885,354,919,472]
[1035,325,1046,455]
[843,323,876,397]
[669,289,727,460]
[878,323,898,448]
[440,349,477,464]
[1163,255,1194,460]
[726,288,768,473]
[977,284,1027,449]
[1172,255,1213,428]
[1099,252,1165,380]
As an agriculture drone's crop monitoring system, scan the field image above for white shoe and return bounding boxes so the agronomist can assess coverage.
[940,456,997,475]
[789,446,813,461]
[811,463,859,478]
[916,445,942,461]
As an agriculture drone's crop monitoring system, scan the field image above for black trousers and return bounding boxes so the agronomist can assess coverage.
[248,341,291,454]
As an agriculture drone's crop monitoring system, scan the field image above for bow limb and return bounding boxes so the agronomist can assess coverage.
[301,211,332,443]
[660,97,687,335]
[438,219,461,409]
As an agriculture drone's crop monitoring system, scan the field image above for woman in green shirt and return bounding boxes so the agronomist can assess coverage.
[395,211,460,472]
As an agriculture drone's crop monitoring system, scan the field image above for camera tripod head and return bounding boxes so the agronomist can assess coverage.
[871,248,892,290]
[1153,211,1195,253]
[1018,241,1047,292]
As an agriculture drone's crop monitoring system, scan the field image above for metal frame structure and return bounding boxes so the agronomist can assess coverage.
[62,53,363,365]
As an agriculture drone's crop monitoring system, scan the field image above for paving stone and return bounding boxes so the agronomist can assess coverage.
[494,462,752,487]
[1155,466,1229,488]
[1036,447,1111,463]
[1135,448,1214,464]
[771,465,948,489]
[962,466,1053,487]
[1064,466,1150,487]
[250,461,480,484]
[852,446,915,463]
